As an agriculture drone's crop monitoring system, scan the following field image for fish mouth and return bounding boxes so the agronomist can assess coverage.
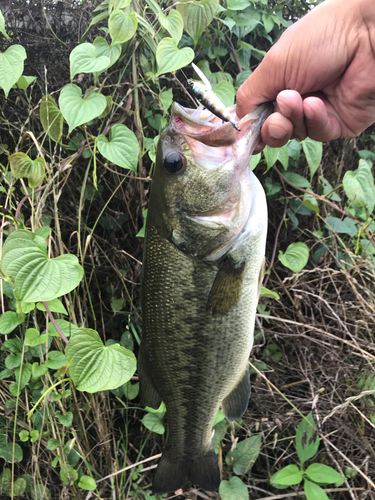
[170,102,272,147]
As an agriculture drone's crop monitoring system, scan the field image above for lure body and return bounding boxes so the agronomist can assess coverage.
[187,78,241,132]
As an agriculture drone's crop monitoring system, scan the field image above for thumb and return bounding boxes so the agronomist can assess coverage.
[236,52,281,118]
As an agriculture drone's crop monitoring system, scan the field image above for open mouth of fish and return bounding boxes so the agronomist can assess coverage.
[169,102,272,260]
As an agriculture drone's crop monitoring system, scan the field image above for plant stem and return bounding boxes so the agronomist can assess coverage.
[43,301,68,344]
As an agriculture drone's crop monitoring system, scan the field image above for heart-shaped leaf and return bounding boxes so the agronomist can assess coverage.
[343,159,375,213]
[97,124,139,171]
[156,37,194,76]
[9,152,45,188]
[93,36,121,70]
[0,11,10,39]
[0,230,84,302]
[59,84,106,133]
[25,328,48,346]
[70,43,110,80]
[159,10,184,43]
[78,475,97,491]
[65,328,136,392]
[219,476,249,500]
[278,242,309,274]
[0,469,26,496]
[0,311,24,334]
[177,0,219,45]
[225,434,262,475]
[213,80,235,107]
[302,137,322,179]
[0,45,27,97]
[325,216,357,237]
[109,11,138,44]
[40,95,64,143]
[16,75,37,89]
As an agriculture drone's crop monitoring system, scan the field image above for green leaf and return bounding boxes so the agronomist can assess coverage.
[156,37,194,76]
[1,281,14,299]
[0,45,27,98]
[111,0,132,8]
[177,0,219,45]
[70,43,110,80]
[219,476,249,500]
[325,216,357,237]
[305,463,345,485]
[278,242,309,274]
[30,430,39,443]
[270,464,303,488]
[109,10,138,44]
[5,353,22,369]
[32,362,48,379]
[25,328,48,346]
[225,434,262,475]
[59,84,107,134]
[250,152,261,171]
[15,364,31,390]
[259,286,280,299]
[0,442,23,463]
[302,137,322,179]
[141,412,165,434]
[1,230,84,302]
[37,298,67,315]
[58,411,73,427]
[283,171,310,187]
[343,159,375,213]
[159,10,184,44]
[65,328,136,392]
[278,144,289,170]
[60,463,78,485]
[123,380,139,400]
[97,124,139,171]
[0,469,26,496]
[78,475,97,491]
[39,95,64,143]
[0,311,23,334]
[93,36,121,73]
[0,10,10,39]
[262,13,274,33]
[213,80,235,107]
[263,145,279,172]
[48,319,79,338]
[303,190,319,214]
[159,88,173,116]
[19,430,29,442]
[227,0,251,10]
[45,351,67,370]
[304,479,329,500]
[9,153,45,188]
[136,208,147,237]
[47,438,60,451]
[296,412,320,467]
[16,75,37,89]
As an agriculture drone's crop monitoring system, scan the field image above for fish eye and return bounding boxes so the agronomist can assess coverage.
[163,152,184,174]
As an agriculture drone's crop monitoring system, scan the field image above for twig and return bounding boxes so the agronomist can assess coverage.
[225,32,242,72]
[96,453,162,483]
[15,184,48,222]
[251,488,365,500]
[257,314,375,361]
[42,301,68,344]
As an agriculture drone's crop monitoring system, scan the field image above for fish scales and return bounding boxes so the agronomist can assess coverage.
[139,102,272,494]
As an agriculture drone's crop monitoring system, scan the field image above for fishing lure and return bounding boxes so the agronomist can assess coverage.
[186,63,241,132]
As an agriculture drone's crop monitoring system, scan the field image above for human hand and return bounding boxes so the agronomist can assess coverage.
[236,0,375,150]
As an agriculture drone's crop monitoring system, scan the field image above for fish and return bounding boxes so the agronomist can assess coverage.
[138,100,272,495]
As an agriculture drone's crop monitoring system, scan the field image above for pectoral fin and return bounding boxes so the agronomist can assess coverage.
[138,345,162,409]
[221,366,251,421]
[206,259,245,316]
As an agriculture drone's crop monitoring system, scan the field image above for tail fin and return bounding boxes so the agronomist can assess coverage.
[152,447,220,495]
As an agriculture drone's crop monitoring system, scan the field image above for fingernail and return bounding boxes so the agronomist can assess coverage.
[277,100,293,118]
[268,123,288,140]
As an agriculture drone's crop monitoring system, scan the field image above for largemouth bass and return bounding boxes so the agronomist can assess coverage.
[139,101,271,494]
